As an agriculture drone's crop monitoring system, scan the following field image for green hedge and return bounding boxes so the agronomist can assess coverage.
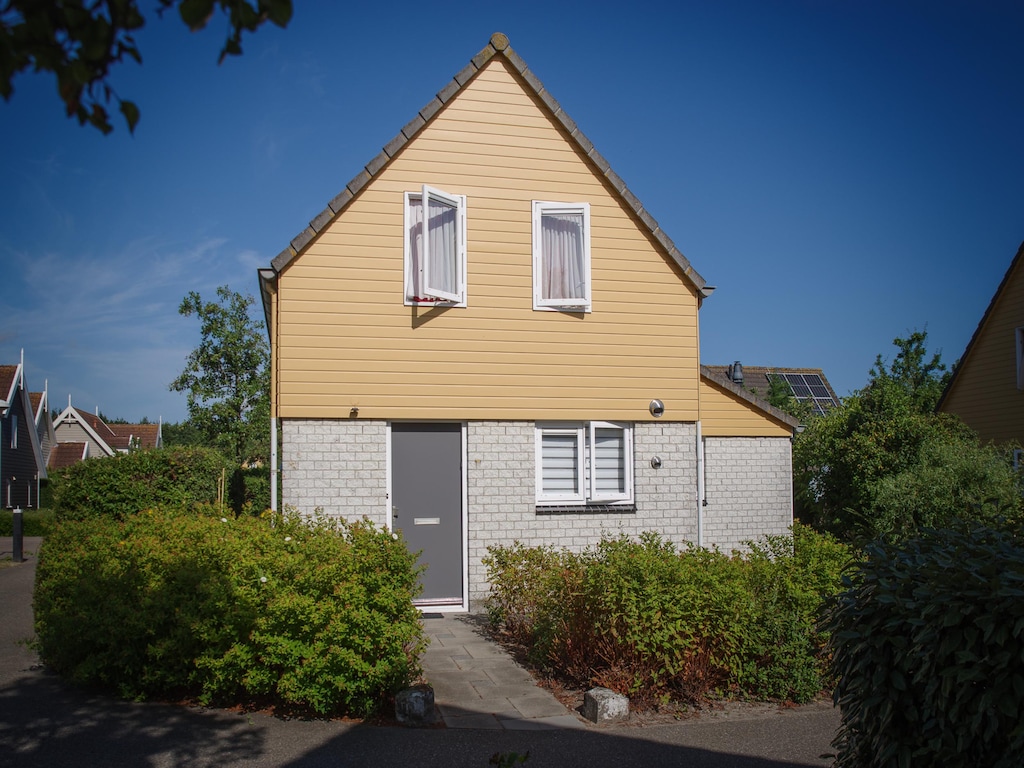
[484,524,850,707]
[824,525,1024,767]
[34,508,426,717]
[0,508,54,536]
[51,447,232,520]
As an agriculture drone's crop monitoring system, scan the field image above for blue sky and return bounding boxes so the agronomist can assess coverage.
[1,0,1022,423]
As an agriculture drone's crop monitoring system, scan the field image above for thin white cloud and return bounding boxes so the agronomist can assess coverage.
[0,234,260,422]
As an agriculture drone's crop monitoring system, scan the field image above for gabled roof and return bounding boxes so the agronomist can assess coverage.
[937,239,1024,411]
[700,366,801,430]
[52,400,162,459]
[108,423,162,450]
[1,358,49,478]
[49,442,88,469]
[53,402,118,457]
[260,32,709,321]
[0,365,17,409]
[704,364,841,415]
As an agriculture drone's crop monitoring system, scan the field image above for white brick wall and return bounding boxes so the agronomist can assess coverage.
[702,436,793,552]
[281,419,388,527]
[281,420,793,608]
[467,421,698,605]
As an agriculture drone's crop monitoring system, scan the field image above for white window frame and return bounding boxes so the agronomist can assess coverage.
[535,421,633,506]
[532,201,592,311]
[404,186,467,307]
[535,423,586,504]
[588,421,634,503]
[1016,327,1024,390]
[10,414,16,449]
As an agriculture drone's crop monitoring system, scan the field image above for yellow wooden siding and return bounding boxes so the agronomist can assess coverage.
[940,261,1024,443]
[274,57,700,421]
[699,378,793,437]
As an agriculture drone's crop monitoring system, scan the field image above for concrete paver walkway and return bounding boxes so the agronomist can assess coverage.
[420,613,584,730]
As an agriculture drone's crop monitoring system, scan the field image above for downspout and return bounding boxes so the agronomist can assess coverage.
[270,417,278,512]
[696,419,705,549]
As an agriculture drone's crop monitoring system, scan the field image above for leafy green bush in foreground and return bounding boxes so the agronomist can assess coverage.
[825,525,1024,767]
[484,524,850,707]
[34,508,426,717]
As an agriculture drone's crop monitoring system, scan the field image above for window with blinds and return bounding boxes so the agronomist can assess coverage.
[535,422,633,505]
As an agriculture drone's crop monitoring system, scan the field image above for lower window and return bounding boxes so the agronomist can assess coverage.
[535,422,633,505]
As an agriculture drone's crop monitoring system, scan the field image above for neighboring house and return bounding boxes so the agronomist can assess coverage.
[938,240,1024,445]
[30,383,57,468]
[0,353,48,508]
[258,33,799,611]
[52,398,162,466]
[704,363,842,417]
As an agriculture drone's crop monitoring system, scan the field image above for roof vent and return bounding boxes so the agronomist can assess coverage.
[728,361,744,386]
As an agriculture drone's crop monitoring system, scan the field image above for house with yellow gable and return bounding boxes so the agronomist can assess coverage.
[938,241,1024,447]
[258,33,798,611]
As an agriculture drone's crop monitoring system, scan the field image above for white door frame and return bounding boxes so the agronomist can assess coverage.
[386,421,469,613]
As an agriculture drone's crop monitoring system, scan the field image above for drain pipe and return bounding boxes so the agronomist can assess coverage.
[696,420,705,548]
[270,417,278,512]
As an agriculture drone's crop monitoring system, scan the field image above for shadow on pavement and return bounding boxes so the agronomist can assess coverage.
[0,672,836,768]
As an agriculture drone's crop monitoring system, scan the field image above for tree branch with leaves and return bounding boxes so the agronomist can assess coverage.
[0,0,292,133]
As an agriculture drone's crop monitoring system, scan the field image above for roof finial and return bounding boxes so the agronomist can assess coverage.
[490,32,509,51]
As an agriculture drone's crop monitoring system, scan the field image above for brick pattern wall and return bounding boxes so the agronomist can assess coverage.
[280,419,388,526]
[280,420,793,609]
[702,436,793,552]
[466,421,697,605]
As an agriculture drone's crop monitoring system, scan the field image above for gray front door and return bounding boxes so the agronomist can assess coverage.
[391,423,463,605]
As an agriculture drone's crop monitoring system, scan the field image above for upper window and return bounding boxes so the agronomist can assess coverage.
[10,414,17,449]
[532,201,591,311]
[535,422,633,505]
[405,186,467,306]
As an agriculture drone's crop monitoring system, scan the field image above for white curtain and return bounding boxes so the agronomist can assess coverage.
[426,195,457,296]
[540,211,585,302]
[407,197,425,299]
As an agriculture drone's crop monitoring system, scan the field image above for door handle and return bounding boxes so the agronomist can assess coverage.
[392,505,399,519]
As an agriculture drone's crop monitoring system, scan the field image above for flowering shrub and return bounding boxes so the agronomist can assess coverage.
[34,508,425,717]
[484,524,850,707]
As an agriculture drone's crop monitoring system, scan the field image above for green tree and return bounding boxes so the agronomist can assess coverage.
[763,373,815,423]
[794,329,1021,542]
[1,0,293,134]
[170,285,269,466]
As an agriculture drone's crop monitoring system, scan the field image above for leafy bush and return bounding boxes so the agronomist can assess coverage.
[34,508,426,717]
[824,525,1024,767]
[51,447,231,521]
[0,508,54,536]
[484,524,850,707]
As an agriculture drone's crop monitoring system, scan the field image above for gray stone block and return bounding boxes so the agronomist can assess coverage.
[395,684,439,727]
[582,687,629,724]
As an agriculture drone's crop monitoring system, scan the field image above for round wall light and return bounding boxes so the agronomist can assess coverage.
[649,399,665,418]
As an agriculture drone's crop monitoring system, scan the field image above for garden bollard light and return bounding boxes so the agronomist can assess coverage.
[12,507,23,563]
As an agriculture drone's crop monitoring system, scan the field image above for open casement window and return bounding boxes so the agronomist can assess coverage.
[532,201,591,311]
[404,186,467,306]
[535,422,633,506]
